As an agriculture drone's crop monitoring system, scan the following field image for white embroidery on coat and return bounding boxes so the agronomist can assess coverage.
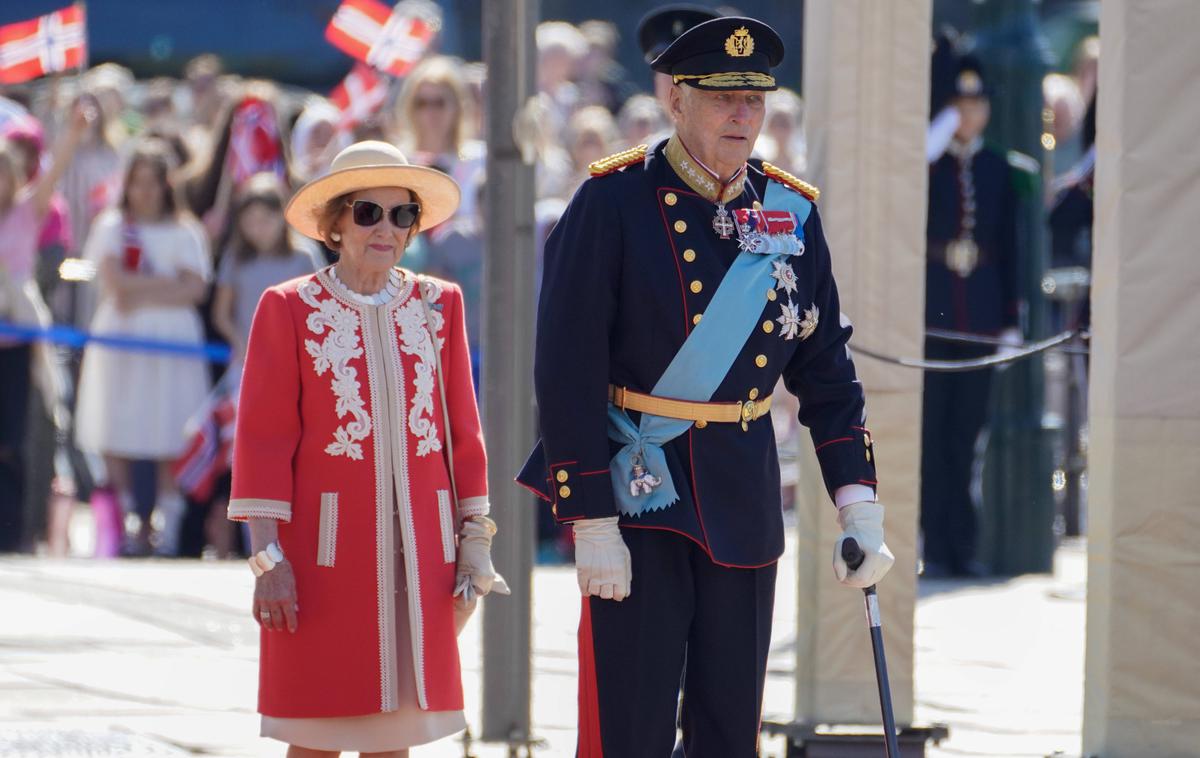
[394,281,446,457]
[298,280,372,460]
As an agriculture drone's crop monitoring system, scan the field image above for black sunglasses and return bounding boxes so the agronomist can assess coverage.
[346,200,421,229]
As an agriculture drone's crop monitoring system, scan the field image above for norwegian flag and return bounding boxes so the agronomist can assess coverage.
[225,97,286,186]
[325,0,439,78]
[330,61,388,129]
[173,382,238,502]
[0,5,87,85]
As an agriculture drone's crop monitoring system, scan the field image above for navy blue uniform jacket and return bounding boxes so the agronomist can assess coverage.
[926,146,1020,335]
[518,141,876,568]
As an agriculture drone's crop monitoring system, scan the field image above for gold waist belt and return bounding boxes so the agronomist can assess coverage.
[609,385,772,425]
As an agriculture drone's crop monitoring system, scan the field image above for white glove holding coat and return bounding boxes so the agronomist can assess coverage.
[454,516,510,606]
[832,501,895,588]
[572,516,632,601]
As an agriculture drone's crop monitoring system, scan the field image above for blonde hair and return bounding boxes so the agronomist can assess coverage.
[395,56,472,155]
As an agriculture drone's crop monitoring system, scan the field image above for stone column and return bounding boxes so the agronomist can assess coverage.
[1083,1,1200,753]
[795,0,930,725]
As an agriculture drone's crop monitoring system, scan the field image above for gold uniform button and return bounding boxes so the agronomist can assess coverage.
[762,320,774,334]
[864,433,872,447]
[695,419,708,429]
[556,470,569,483]
[558,485,572,499]
[749,388,760,400]
[690,280,703,294]
[683,249,697,262]
[767,288,777,302]
[674,220,687,233]
[664,192,678,206]
[693,313,703,325]
[755,354,768,368]
[866,449,873,462]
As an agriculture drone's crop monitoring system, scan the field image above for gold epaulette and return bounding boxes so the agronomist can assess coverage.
[589,144,648,177]
[762,162,820,202]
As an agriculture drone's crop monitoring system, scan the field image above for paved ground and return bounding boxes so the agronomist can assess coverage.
[0,518,1086,758]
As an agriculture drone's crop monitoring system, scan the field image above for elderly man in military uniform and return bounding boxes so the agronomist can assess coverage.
[519,17,894,757]
[922,56,1021,577]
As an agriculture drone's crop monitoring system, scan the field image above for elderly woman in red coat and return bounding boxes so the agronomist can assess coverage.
[228,141,506,756]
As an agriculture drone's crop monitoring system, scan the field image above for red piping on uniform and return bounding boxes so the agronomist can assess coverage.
[814,436,853,452]
[514,478,552,503]
[657,187,700,336]
[549,460,579,467]
[578,599,604,757]
[580,469,610,477]
[621,523,781,570]
[859,479,878,486]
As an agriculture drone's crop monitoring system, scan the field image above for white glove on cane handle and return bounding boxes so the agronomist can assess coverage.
[572,516,632,602]
[833,502,895,588]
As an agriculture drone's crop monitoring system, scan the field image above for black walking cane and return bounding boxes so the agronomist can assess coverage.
[842,538,901,758]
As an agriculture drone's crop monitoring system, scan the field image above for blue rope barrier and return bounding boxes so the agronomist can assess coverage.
[0,322,232,364]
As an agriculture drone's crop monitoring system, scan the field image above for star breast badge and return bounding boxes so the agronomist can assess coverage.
[799,304,820,341]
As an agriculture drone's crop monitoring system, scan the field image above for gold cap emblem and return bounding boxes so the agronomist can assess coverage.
[957,69,983,97]
[725,26,754,58]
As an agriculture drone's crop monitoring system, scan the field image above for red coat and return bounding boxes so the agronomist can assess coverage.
[229,268,488,718]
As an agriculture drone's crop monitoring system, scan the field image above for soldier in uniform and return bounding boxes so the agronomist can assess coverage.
[922,56,1021,577]
[518,17,894,756]
[636,4,721,111]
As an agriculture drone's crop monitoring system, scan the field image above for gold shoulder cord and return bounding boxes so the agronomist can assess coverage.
[762,161,820,202]
[589,144,650,177]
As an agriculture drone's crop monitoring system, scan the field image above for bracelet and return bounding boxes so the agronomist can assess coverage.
[249,541,286,577]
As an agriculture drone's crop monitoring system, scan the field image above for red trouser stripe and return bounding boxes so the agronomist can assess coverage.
[577,598,604,757]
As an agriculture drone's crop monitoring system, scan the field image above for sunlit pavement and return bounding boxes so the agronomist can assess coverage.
[0,526,1085,758]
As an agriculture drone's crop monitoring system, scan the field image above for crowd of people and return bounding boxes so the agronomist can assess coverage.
[0,11,1096,570]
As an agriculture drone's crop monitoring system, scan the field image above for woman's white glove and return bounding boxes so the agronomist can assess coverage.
[454,516,511,605]
[832,502,895,588]
[572,516,632,601]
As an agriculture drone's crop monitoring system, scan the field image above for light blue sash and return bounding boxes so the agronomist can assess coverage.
[609,180,813,516]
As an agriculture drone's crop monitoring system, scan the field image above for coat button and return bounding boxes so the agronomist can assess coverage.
[762,320,774,333]
[683,249,696,262]
[749,388,760,400]
[664,192,678,206]
[755,354,768,368]
[766,289,777,301]
[559,485,572,499]
[695,419,708,429]
[693,313,703,325]
[674,220,687,233]
[690,280,703,294]
[556,470,569,483]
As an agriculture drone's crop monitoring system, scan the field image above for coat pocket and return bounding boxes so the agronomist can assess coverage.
[317,492,338,567]
[437,489,456,564]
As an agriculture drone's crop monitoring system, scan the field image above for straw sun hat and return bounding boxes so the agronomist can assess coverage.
[284,140,461,241]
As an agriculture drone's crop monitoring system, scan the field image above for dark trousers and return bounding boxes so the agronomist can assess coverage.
[0,345,32,552]
[920,339,994,572]
[578,527,777,758]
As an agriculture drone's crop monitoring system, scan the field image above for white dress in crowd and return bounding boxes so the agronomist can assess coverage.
[75,208,212,459]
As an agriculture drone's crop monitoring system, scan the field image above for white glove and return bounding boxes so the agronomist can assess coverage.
[572,516,632,601]
[832,502,895,588]
[454,516,511,604]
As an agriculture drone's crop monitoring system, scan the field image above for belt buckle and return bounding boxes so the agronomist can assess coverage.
[739,400,756,431]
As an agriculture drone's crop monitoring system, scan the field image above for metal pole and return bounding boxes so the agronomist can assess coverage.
[480,0,537,742]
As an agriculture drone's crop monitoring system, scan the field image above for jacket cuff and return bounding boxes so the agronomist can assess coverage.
[548,461,616,523]
[813,426,878,501]
[228,498,292,523]
[458,495,490,520]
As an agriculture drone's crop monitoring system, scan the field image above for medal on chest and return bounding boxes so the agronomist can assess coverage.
[712,204,735,239]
